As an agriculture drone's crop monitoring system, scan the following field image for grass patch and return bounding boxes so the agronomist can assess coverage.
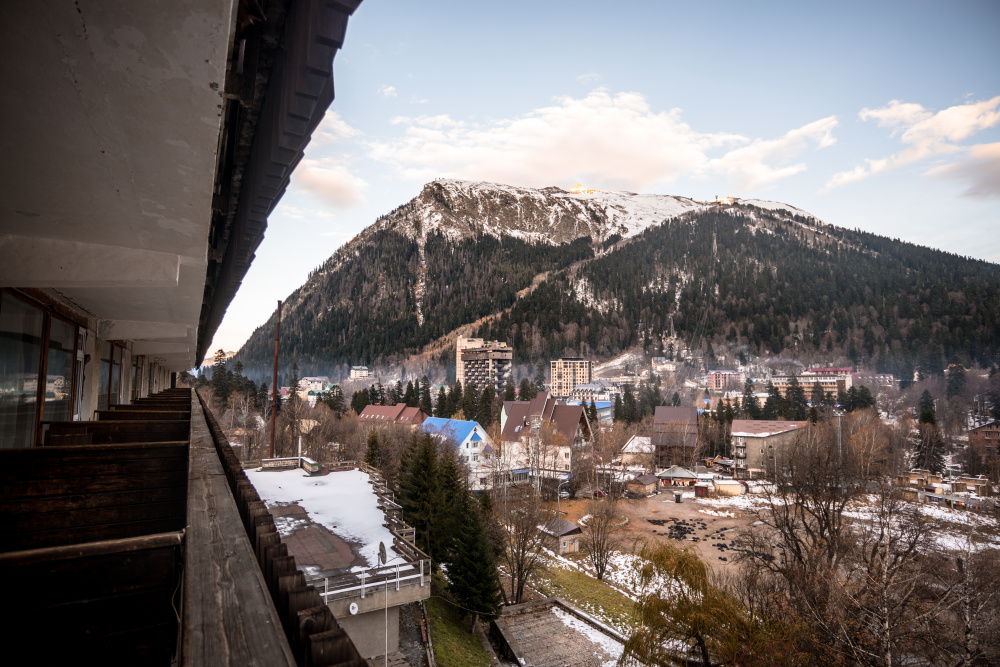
[425,575,491,667]
[529,560,638,632]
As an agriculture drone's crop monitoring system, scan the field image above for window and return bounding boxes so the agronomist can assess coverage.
[0,293,44,448]
[0,291,81,448]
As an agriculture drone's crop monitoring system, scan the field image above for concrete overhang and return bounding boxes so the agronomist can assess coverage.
[1,0,361,371]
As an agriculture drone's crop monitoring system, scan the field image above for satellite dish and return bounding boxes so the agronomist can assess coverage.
[378,541,387,565]
[349,602,359,615]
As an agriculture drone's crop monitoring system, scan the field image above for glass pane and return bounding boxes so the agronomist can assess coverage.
[0,295,44,448]
[110,346,121,407]
[43,318,76,423]
[98,341,111,411]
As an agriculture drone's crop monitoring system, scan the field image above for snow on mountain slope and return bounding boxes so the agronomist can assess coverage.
[373,179,708,246]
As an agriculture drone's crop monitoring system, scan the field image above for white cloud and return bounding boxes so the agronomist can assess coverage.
[378,85,397,98]
[709,116,838,190]
[925,142,1000,199]
[576,72,601,84]
[366,89,834,192]
[826,97,1000,190]
[293,157,368,207]
[311,110,361,146]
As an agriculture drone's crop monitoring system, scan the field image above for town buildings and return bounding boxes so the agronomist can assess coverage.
[0,1,364,663]
[969,421,999,465]
[621,435,654,469]
[350,365,371,380]
[652,406,699,468]
[651,357,677,377]
[771,369,853,399]
[570,379,620,403]
[730,419,808,478]
[457,337,512,394]
[550,357,593,398]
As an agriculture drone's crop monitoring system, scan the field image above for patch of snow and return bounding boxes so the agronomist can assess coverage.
[551,607,624,667]
[247,468,398,568]
[699,509,736,518]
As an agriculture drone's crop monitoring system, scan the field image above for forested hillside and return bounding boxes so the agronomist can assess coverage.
[235,181,1000,380]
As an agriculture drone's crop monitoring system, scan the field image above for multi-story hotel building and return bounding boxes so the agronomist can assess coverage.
[458,339,512,394]
[550,358,593,398]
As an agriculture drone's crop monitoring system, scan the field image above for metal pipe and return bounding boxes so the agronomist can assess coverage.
[269,300,282,458]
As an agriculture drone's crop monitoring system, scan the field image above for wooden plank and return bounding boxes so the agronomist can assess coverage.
[2,496,186,534]
[0,530,183,566]
[0,442,188,466]
[3,516,187,552]
[0,485,186,516]
[43,421,189,445]
[0,452,188,484]
[181,393,297,666]
[0,469,189,500]
[96,410,191,421]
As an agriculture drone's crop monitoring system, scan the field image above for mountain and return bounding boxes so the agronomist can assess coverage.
[235,179,1000,382]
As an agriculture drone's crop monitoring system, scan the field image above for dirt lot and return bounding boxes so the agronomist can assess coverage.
[548,490,754,575]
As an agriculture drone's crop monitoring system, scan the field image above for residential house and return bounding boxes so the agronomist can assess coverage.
[969,421,999,466]
[730,419,808,479]
[421,418,493,491]
[349,366,371,380]
[500,393,592,482]
[540,518,583,555]
[652,406,699,469]
[621,435,654,468]
[657,466,697,485]
[651,357,677,377]
[358,403,429,426]
[628,473,660,497]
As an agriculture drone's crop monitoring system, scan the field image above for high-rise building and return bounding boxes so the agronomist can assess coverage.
[458,339,512,394]
[550,358,592,398]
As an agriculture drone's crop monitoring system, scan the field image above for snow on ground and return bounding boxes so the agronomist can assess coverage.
[247,468,397,568]
[551,607,624,667]
[699,509,736,518]
[594,349,645,374]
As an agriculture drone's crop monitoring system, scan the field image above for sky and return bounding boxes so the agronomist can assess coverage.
[208,0,1000,354]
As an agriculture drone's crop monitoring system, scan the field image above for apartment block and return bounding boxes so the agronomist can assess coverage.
[550,358,593,398]
[459,340,513,394]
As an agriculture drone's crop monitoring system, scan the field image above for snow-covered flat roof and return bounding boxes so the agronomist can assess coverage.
[247,467,397,569]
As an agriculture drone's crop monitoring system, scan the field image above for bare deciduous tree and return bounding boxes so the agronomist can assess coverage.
[580,498,625,580]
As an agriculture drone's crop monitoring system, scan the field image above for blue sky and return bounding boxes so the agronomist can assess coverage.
[210,0,1000,353]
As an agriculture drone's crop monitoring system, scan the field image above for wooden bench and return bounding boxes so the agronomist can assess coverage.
[0,442,189,551]
[42,420,190,446]
[261,457,301,471]
[301,457,320,474]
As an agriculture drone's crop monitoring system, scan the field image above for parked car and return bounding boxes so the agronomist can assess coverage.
[558,491,570,499]
[592,488,607,497]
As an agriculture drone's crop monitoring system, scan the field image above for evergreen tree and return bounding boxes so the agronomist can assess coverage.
[211,349,232,402]
[784,374,808,421]
[671,391,681,407]
[461,382,479,420]
[855,385,876,411]
[448,381,463,417]
[436,450,464,563]
[918,390,937,425]
[435,385,448,418]
[477,384,496,427]
[741,379,761,420]
[350,388,370,414]
[364,429,381,469]
[613,393,623,422]
[504,378,517,402]
[404,380,417,407]
[400,434,441,559]
[946,359,967,399]
[810,382,826,410]
[762,381,782,420]
[588,399,599,425]
[623,384,639,424]
[519,377,536,401]
[420,375,433,414]
[323,384,346,417]
[534,360,546,391]
[448,494,503,621]
[389,380,403,406]
[288,363,300,400]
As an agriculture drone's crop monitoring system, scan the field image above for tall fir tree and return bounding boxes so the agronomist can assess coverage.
[364,429,381,470]
[435,385,448,418]
[477,384,496,427]
[504,378,517,402]
[784,374,808,421]
[400,434,441,559]
[447,494,503,621]
[918,390,937,425]
[461,382,479,421]
[742,378,761,420]
[762,381,782,420]
[404,380,417,407]
[420,375,432,414]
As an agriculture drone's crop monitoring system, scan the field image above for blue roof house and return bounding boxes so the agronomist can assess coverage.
[421,418,495,491]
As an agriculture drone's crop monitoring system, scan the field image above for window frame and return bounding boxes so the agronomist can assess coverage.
[0,289,84,446]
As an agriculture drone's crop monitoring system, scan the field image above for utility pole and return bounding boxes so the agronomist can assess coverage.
[269,300,282,459]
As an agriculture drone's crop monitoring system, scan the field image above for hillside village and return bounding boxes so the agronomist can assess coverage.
[195,327,1000,665]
